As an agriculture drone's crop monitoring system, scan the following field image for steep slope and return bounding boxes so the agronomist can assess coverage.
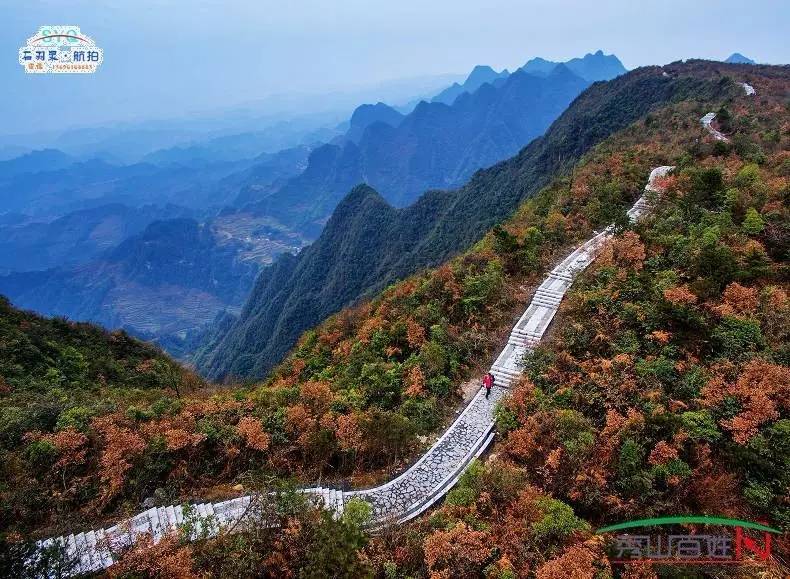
[36,169,677,576]
[0,296,201,540]
[0,218,268,357]
[247,65,590,236]
[196,61,749,381]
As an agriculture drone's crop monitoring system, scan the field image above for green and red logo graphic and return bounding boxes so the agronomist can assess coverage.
[596,516,781,566]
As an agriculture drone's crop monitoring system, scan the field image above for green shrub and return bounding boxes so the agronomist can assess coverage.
[0,406,32,448]
[651,458,692,484]
[445,486,477,507]
[342,497,373,527]
[742,207,765,235]
[126,406,155,422]
[26,439,57,469]
[681,410,721,441]
[531,496,590,542]
[494,402,518,434]
[426,375,453,398]
[55,406,95,433]
[400,397,440,433]
[712,317,765,360]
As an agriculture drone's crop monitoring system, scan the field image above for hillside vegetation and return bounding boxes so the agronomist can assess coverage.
[1,62,787,578]
[92,62,790,578]
[196,61,744,382]
[2,63,787,552]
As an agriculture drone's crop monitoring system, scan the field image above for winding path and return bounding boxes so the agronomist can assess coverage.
[37,167,674,575]
[700,112,728,141]
[700,80,756,143]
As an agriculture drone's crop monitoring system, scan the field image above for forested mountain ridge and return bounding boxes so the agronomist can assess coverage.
[3,63,786,576]
[244,64,592,236]
[196,60,749,381]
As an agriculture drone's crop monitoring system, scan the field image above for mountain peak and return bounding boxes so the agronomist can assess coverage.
[564,51,627,81]
[432,64,509,104]
[521,51,626,82]
[548,62,575,77]
[467,64,496,77]
[348,102,404,141]
[725,52,755,64]
[521,57,557,76]
[465,64,508,87]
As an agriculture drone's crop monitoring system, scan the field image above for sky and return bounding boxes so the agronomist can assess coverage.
[2,0,788,137]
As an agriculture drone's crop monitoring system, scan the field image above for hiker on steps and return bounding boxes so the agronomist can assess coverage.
[482,372,495,399]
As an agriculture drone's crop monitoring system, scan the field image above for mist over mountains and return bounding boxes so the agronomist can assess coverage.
[0,51,626,360]
[242,51,626,237]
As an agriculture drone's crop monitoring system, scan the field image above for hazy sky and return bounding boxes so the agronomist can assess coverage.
[2,0,788,136]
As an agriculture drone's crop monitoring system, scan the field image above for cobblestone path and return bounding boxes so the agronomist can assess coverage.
[39,167,674,575]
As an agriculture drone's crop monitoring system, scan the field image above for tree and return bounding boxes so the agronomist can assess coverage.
[300,503,371,578]
[535,542,606,579]
[742,207,765,235]
[237,417,271,452]
[423,522,492,577]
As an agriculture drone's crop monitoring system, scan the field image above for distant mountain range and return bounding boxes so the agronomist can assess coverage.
[0,148,75,177]
[0,155,255,219]
[244,62,612,237]
[0,51,626,360]
[521,50,628,81]
[432,50,626,106]
[239,50,625,237]
[194,60,728,381]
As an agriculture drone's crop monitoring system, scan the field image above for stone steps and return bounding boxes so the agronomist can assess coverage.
[548,271,573,283]
[507,335,539,348]
[511,328,544,340]
[491,365,520,379]
[37,167,674,576]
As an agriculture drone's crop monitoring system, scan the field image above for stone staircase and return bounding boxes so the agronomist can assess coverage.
[35,166,674,576]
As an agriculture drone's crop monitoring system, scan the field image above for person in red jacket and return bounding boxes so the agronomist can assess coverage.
[482,372,495,399]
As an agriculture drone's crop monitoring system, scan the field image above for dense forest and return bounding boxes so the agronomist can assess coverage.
[1,61,788,577]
